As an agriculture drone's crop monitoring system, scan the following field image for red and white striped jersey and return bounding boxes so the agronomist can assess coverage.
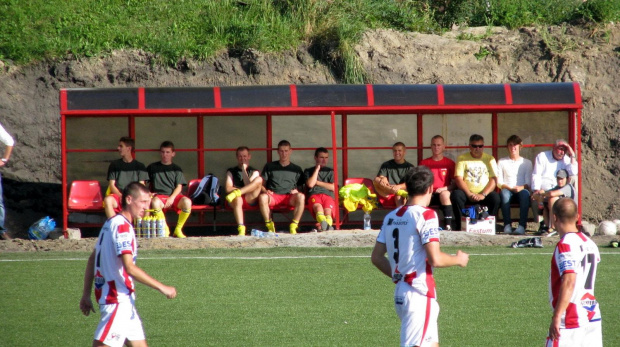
[377,205,441,298]
[93,214,138,305]
[549,232,601,329]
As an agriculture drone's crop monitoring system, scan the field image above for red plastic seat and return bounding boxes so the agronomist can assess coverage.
[68,180,104,211]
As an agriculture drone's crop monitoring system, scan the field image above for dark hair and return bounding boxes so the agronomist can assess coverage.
[314,147,328,157]
[236,146,250,155]
[405,166,434,196]
[277,140,291,148]
[552,197,578,223]
[506,134,522,146]
[119,137,135,152]
[393,142,406,149]
[160,141,175,151]
[121,182,150,209]
[469,134,484,143]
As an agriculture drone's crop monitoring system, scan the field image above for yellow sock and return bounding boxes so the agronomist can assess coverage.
[237,225,246,236]
[265,220,276,232]
[326,215,333,227]
[316,212,326,223]
[154,209,170,237]
[173,210,190,238]
[289,220,299,234]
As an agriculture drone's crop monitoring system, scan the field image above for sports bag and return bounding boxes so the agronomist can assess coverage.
[190,174,222,206]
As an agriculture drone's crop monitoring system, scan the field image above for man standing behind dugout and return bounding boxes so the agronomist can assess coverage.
[258,140,305,234]
[419,135,456,231]
[451,134,500,231]
[80,182,177,347]
[371,166,469,347]
[225,146,263,236]
[103,137,149,219]
[147,141,192,238]
[546,198,601,347]
[373,142,414,207]
[304,147,336,231]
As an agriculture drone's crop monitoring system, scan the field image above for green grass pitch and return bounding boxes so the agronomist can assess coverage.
[1,246,618,346]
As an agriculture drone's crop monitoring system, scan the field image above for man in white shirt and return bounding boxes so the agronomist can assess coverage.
[0,123,14,240]
[531,139,578,234]
[497,135,532,235]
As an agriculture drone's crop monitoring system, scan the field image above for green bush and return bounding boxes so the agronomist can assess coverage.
[0,0,617,80]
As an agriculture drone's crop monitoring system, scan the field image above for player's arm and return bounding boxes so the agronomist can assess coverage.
[108,179,122,196]
[454,176,471,196]
[306,165,320,188]
[424,241,469,268]
[480,176,497,196]
[80,250,96,316]
[314,180,335,191]
[225,171,236,194]
[164,184,184,208]
[371,242,392,278]
[242,165,257,186]
[120,253,177,299]
[549,272,577,341]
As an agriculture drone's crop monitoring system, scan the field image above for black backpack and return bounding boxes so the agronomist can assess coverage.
[190,174,222,206]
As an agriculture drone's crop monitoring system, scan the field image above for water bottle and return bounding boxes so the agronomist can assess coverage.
[251,229,277,238]
[149,216,157,238]
[143,216,152,238]
[363,212,371,230]
[135,217,142,237]
[156,215,164,238]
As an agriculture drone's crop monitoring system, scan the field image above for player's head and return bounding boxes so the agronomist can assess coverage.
[469,134,484,158]
[392,142,406,163]
[236,146,251,165]
[314,147,329,166]
[119,137,135,153]
[277,140,292,162]
[404,166,434,197]
[121,182,151,219]
[159,141,176,164]
[430,135,445,156]
[506,134,522,156]
[556,169,568,187]
[552,197,578,225]
[552,139,568,160]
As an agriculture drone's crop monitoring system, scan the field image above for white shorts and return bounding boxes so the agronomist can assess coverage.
[394,282,439,347]
[545,327,586,347]
[94,300,145,347]
[584,320,602,347]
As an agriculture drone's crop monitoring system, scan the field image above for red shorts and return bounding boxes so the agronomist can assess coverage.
[103,194,123,214]
[268,193,294,210]
[378,194,397,208]
[306,194,336,218]
[156,194,186,213]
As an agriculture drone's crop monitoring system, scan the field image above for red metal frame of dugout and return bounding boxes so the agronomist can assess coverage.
[60,83,583,235]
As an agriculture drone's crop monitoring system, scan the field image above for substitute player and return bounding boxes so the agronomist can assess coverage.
[371,166,469,347]
[80,182,177,347]
[546,198,601,347]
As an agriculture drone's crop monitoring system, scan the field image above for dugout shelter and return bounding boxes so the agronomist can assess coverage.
[60,82,583,235]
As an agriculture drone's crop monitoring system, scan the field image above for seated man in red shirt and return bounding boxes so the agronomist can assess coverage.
[419,135,455,230]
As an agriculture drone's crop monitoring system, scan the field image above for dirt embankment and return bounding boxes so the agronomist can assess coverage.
[0,24,619,241]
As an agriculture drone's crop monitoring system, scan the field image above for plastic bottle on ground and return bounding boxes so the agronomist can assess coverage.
[363,212,371,230]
